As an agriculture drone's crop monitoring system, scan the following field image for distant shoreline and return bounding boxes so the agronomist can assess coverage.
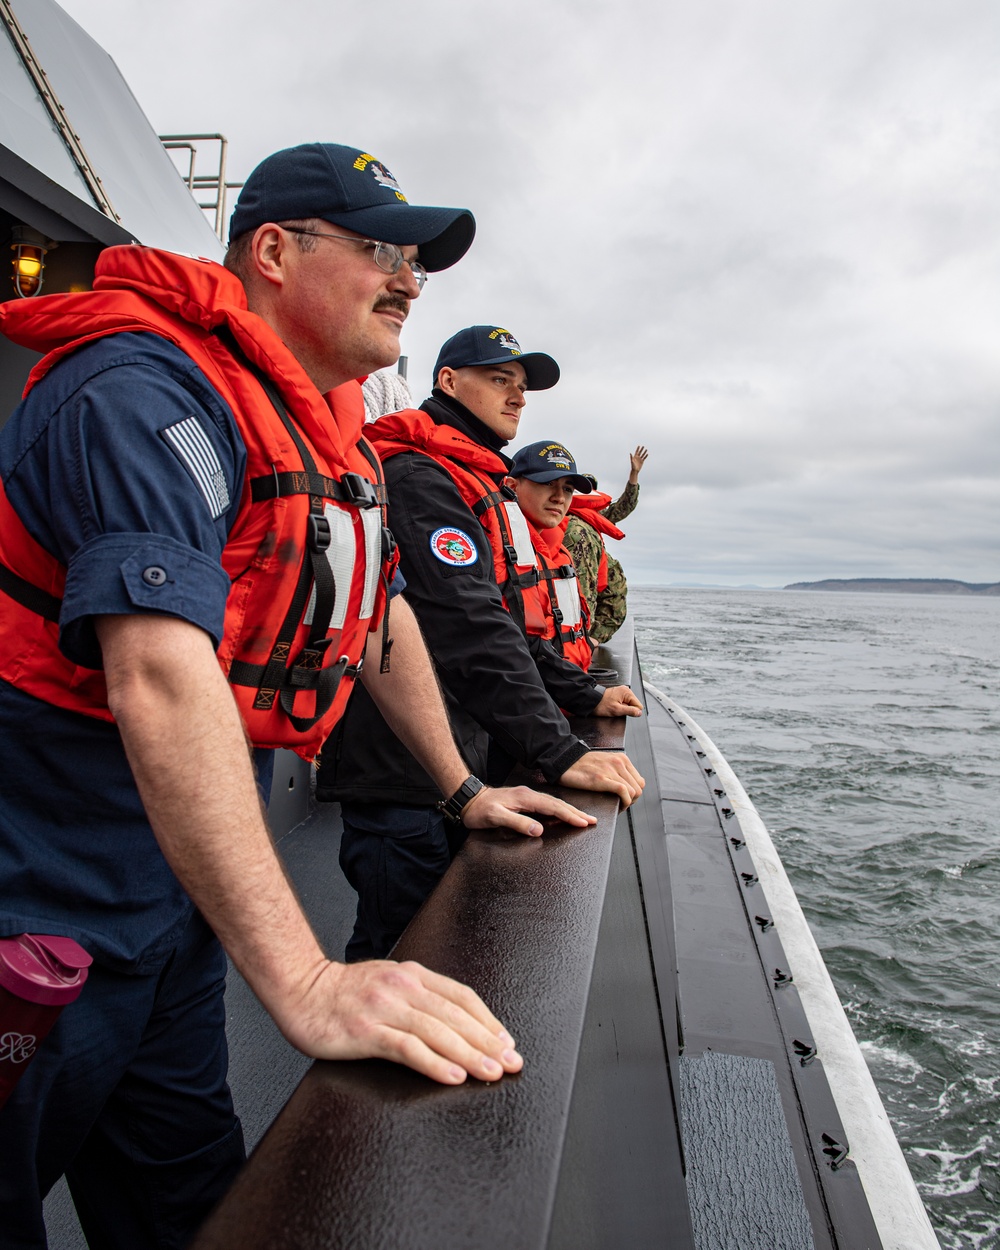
[783,578,1000,596]
[633,579,1000,594]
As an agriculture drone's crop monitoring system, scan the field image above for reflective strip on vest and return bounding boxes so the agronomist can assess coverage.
[502,499,536,566]
[304,505,355,629]
[553,575,583,629]
[359,508,383,621]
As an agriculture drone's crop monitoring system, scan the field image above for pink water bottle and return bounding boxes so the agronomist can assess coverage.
[0,933,92,1110]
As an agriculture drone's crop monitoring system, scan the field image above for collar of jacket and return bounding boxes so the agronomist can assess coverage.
[369,401,511,479]
[422,390,513,460]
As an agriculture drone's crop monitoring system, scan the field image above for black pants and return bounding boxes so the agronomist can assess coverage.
[339,802,460,961]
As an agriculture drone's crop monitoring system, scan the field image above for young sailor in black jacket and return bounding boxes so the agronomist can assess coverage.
[318,325,644,959]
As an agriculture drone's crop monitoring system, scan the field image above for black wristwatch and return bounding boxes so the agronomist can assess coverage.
[437,775,485,822]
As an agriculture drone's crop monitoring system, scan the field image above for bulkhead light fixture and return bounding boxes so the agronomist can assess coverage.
[10,225,56,298]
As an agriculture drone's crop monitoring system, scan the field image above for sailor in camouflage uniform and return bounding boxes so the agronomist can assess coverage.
[563,446,648,644]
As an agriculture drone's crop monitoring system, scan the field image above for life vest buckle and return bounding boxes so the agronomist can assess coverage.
[340,473,379,509]
[308,514,332,552]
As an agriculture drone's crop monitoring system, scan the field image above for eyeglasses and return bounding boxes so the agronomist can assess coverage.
[282,227,427,290]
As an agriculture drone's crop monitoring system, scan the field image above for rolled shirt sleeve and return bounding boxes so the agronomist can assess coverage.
[59,534,234,669]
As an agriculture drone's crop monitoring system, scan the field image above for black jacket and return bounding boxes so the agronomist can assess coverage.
[320,393,600,805]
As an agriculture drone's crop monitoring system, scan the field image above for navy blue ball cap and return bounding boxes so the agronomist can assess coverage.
[509,441,592,492]
[228,143,476,272]
[433,325,560,390]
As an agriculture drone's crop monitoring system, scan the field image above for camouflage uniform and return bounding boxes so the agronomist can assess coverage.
[564,483,638,645]
[601,482,639,525]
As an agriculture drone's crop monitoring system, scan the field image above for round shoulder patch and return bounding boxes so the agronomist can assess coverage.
[430,526,478,567]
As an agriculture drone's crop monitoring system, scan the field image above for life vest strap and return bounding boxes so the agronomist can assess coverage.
[228,654,362,688]
[216,326,344,718]
[250,470,382,508]
[229,652,362,730]
[537,563,576,583]
[0,560,61,622]
[280,653,352,732]
[470,487,512,519]
[508,567,541,590]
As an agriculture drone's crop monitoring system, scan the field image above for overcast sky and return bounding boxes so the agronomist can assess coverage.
[58,0,1000,585]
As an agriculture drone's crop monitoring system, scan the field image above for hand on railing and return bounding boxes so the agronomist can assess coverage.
[460,785,596,838]
[592,685,643,718]
[280,958,524,1086]
[559,751,645,809]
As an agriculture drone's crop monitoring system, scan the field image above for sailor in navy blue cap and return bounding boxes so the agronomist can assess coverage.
[431,324,561,392]
[508,440,593,492]
[318,323,645,963]
[229,142,475,271]
[0,142,598,1244]
[225,143,477,389]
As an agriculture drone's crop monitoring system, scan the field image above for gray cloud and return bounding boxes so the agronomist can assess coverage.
[60,0,1000,583]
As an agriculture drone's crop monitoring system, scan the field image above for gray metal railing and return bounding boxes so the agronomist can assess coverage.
[191,622,696,1250]
[158,133,243,240]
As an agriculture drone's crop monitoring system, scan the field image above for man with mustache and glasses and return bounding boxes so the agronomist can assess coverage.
[318,325,645,964]
[0,144,589,1248]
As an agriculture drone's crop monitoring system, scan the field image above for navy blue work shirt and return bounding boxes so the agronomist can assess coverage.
[0,332,398,971]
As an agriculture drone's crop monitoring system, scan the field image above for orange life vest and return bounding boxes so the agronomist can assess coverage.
[564,493,625,594]
[368,408,591,667]
[368,407,540,622]
[520,522,593,671]
[0,246,395,759]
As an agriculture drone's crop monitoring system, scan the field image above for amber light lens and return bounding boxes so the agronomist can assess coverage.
[11,244,45,297]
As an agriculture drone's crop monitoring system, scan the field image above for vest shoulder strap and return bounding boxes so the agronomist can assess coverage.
[0,560,60,621]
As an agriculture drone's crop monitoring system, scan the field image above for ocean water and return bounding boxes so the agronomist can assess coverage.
[632,587,1000,1250]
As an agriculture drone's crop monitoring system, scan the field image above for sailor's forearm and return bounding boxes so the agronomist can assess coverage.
[96,613,327,1022]
[96,611,523,1080]
[361,595,470,796]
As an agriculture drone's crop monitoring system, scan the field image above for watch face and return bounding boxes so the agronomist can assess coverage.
[440,777,482,820]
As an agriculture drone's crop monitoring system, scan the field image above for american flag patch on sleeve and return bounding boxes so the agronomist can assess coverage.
[161,417,231,519]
